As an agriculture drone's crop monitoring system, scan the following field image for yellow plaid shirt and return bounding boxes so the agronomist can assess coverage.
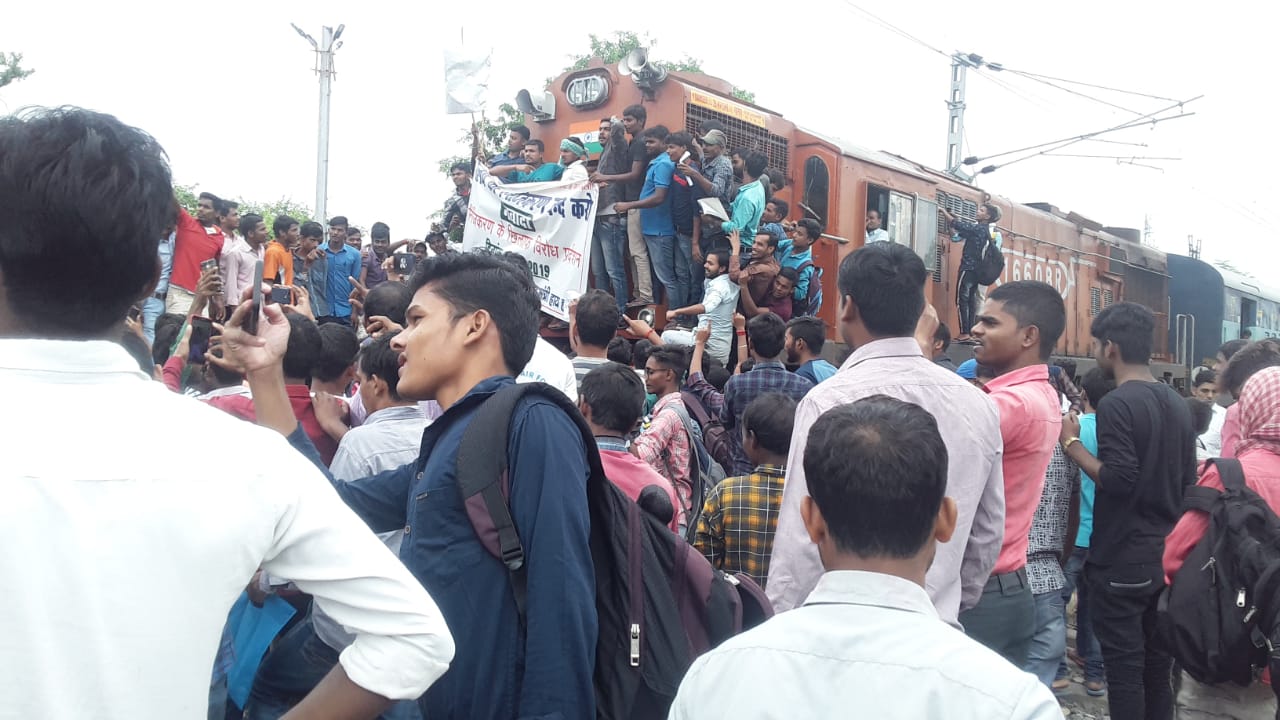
[693,464,786,588]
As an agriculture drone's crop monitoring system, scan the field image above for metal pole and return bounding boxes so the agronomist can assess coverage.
[315,25,335,227]
[945,53,972,182]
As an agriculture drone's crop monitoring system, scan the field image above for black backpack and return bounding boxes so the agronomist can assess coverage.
[1158,458,1280,691]
[791,260,823,318]
[973,227,1005,286]
[456,383,773,719]
[680,390,733,479]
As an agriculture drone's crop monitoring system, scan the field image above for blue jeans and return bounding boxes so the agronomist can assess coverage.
[644,234,677,307]
[1026,590,1067,688]
[142,294,166,345]
[592,216,628,313]
[245,618,420,720]
[1058,546,1105,683]
[673,232,695,310]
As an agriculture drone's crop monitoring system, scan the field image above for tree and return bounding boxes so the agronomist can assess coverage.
[0,52,34,90]
[174,183,316,226]
[436,31,757,176]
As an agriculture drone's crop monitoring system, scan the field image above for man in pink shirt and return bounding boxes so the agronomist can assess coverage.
[579,361,680,532]
[962,280,1066,665]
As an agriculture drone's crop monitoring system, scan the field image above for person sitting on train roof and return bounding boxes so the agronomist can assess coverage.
[489,139,564,184]
[941,201,1003,342]
[489,124,529,168]
[866,209,890,244]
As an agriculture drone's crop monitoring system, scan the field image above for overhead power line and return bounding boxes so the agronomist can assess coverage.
[839,1,949,58]
[1003,69,1180,103]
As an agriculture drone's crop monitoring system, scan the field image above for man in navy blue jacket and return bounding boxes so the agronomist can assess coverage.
[223,251,597,720]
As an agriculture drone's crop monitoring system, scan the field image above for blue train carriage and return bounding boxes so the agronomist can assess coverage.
[1169,254,1280,372]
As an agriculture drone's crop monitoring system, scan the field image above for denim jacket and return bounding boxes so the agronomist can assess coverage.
[287,375,596,719]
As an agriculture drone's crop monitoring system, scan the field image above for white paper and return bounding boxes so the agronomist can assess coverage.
[444,47,491,114]
[698,197,730,223]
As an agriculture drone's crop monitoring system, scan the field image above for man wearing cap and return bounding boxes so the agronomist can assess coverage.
[679,129,734,206]
[560,137,591,182]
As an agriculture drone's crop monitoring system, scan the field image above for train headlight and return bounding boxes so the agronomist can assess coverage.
[566,75,610,109]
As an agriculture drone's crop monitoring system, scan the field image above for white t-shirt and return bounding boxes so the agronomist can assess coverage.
[518,336,579,402]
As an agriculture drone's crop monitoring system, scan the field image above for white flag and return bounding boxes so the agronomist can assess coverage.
[444,47,491,114]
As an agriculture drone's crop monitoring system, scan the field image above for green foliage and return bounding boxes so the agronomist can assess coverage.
[173,183,316,225]
[0,52,34,90]
[731,87,756,104]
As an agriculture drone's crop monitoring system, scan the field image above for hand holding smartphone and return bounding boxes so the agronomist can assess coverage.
[188,316,213,363]
[246,259,264,335]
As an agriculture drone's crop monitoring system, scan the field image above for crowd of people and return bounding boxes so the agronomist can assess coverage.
[7,105,1280,720]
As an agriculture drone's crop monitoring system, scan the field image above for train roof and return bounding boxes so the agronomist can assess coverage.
[1214,263,1280,303]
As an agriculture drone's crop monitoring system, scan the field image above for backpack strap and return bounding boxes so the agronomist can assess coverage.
[1207,457,1247,494]
[456,381,607,623]
[666,401,707,541]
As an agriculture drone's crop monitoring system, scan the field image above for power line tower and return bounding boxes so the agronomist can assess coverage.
[945,53,972,181]
[1143,213,1154,246]
[292,23,344,226]
[1188,234,1202,260]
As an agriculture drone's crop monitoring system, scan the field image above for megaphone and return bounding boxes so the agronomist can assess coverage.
[618,48,647,77]
[515,89,556,122]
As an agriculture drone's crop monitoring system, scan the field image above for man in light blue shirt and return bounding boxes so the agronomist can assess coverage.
[615,126,679,306]
[142,230,175,343]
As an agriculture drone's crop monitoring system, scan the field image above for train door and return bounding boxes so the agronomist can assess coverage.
[1241,296,1259,340]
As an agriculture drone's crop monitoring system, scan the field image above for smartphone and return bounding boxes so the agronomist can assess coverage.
[393,252,416,275]
[246,259,264,335]
[200,258,219,274]
[269,285,291,305]
[188,316,213,363]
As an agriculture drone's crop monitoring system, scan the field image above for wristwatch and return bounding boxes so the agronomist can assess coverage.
[1062,436,1081,450]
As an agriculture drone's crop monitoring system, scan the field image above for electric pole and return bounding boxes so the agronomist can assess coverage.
[292,23,344,227]
[946,52,1005,182]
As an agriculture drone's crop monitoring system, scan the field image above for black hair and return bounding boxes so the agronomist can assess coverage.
[347,227,363,237]
[666,131,693,149]
[632,338,654,370]
[410,251,540,374]
[982,203,1002,223]
[206,346,244,387]
[787,316,827,355]
[364,282,414,327]
[745,151,768,178]
[739,358,756,373]
[1054,358,1077,380]
[766,169,785,192]
[1080,366,1116,409]
[777,266,800,286]
[641,125,669,142]
[0,107,174,337]
[606,336,633,365]
[987,281,1066,360]
[273,215,298,237]
[198,191,220,205]
[370,221,390,240]
[933,322,951,351]
[1185,397,1213,436]
[622,104,646,124]
[358,334,405,401]
[237,213,264,238]
[838,242,926,337]
[647,345,688,381]
[282,314,322,382]
[414,241,428,252]
[119,331,154,376]
[580,362,647,434]
[706,363,732,392]
[744,393,796,456]
[314,323,359,383]
[1089,301,1155,365]
[328,216,348,228]
[1220,338,1280,396]
[706,249,730,271]
[1194,369,1217,387]
[796,218,823,241]
[510,125,531,141]
[216,199,239,216]
[804,395,947,558]
[755,227,780,252]
[575,289,620,348]
[767,198,789,220]
[1219,339,1248,363]
[151,313,185,365]
[526,139,545,152]
[300,221,324,239]
[449,161,472,175]
[747,312,787,359]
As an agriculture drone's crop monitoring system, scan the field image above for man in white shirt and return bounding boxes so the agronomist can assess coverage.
[866,208,890,244]
[660,249,740,364]
[0,107,454,719]
[671,396,1059,720]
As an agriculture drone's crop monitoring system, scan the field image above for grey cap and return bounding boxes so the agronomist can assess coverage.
[699,129,728,147]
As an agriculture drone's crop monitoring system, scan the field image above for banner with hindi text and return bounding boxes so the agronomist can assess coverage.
[462,164,598,320]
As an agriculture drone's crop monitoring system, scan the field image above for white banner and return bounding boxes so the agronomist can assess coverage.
[462,165,598,320]
[443,47,491,114]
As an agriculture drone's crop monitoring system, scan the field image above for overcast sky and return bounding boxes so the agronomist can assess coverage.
[4,0,1277,269]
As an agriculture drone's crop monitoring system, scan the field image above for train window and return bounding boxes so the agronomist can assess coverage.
[882,191,913,248]
[1225,292,1240,324]
[1090,287,1101,316]
[802,157,830,230]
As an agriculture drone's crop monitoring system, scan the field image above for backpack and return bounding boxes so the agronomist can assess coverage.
[679,390,734,479]
[456,383,773,720]
[792,260,823,318]
[1157,457,1280,689]
[973,227,1005,286]
[667,401,728,541]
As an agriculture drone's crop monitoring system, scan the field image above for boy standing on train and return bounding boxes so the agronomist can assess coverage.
[943,202,1002,342]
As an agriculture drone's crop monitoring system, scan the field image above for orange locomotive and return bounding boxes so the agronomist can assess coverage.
[517,55,1177,375]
